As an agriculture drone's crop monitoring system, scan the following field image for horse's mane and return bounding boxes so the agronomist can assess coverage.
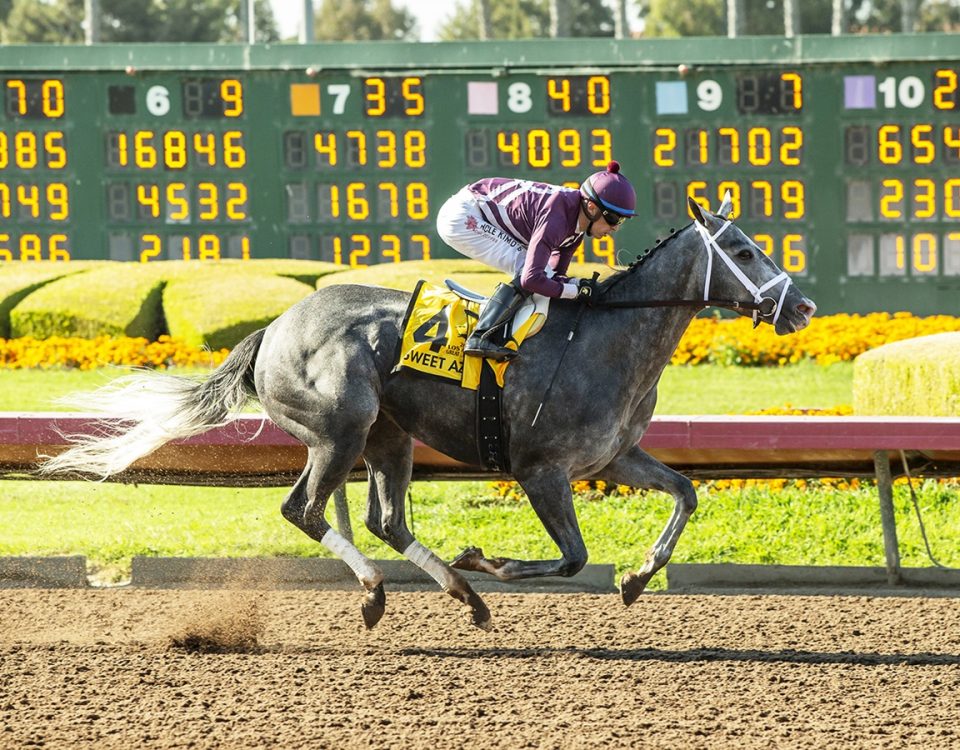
[597,221,692,297]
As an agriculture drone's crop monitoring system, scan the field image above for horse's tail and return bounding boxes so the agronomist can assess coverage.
[39,328,266,480]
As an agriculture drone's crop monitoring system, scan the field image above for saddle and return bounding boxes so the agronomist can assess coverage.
[444,279,551,341]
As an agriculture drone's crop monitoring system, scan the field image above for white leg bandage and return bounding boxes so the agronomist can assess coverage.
[403,541,452,591]
[321,528,382,589]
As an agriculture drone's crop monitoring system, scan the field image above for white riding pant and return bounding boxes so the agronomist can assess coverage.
[436,186,527,277]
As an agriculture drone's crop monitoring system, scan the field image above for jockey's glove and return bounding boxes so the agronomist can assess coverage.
[576,277,597,303]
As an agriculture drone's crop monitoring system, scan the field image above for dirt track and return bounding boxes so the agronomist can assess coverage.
[2,588,959,749]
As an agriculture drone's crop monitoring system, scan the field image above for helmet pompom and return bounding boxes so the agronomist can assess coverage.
[607,160,621,174]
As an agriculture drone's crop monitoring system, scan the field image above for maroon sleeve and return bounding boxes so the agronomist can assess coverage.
[518,196,575,297]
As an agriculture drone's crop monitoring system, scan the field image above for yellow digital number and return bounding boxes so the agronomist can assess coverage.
[781,180,805,219]
[194,132,217,166]
[137,184,161,218]
[331,237,344,265]
[6,80,26,114]
[44,131,67,169]
[223,131,246,168]
[753,234,774,257]
[528,129,551,168]
[747,127,772,166]
[933,69,958,110]
[238,236,250,260]
[591,128,611,166]
[686,181,708,215]
[406,182,429,220]
[378,182,399,218]
[134,131,158,168]
[780,72,802,110]
[14,131,38,169]
[0,184,9,217]
[780,126,802,166]
[751,180,773,218]
[198,182,218,220]
[164,130,188,169]
[113,132,129,167]
[20,234,43,261]
[49,233,69,261]
[913,233,937,272]
[198,234,221,260]
[221,79,243,117]
[718,127,740,163]
[46,183,69,220]
[717,181,741,218]
[694,130,709,165]
[346,182,369,220]
[945,126,960,160]
[587,76,611,115]
[910,124,935,165]
[880,178,903,218]
[402,77,424,116]
[0,233,9,262]
[381,234,402,263]
[591,236,615,265]
[558,129,581,168]
[314,132,337,166]
[166,182,189,221]
[365,78,386,117]
[946,178,960,218]
[347,130,368,165]
[226,182,248,220]
[877,125,902,164]
[653,128,676,167]
[404,130,426,168]
[913,178,936,219]
[547,79,571,113]
[41,80,65,118]
[376,130,397,168]
[326,184,341,218]
[783,234,806,273]
[349,234,371,267]
[497,131,521,166]
[17,184,40,218]
[0,133,6,169]
[411,234,431,260]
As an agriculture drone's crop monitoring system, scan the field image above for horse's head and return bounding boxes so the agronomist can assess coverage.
[688,194,816,334]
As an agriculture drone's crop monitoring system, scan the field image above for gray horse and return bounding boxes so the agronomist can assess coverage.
[43,196,816,629]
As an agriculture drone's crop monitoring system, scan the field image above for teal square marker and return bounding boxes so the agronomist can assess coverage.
[655,81,688,115]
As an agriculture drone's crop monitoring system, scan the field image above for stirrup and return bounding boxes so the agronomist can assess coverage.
[464,336,518,361]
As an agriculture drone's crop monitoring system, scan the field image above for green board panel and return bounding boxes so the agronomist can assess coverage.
[0,35,958,314]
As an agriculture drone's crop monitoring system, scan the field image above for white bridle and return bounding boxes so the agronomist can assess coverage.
[695,219,791,325]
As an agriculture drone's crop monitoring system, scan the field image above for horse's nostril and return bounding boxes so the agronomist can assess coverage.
[798,300,817,317]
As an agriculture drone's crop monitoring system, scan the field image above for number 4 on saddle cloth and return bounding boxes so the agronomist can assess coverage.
[394,279,548,390]
[393,280,550,472]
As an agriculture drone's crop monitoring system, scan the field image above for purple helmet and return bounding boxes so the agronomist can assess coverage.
[580,161,637,217]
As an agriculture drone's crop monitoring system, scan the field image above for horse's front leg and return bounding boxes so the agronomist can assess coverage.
[452,467,588,579]
[598,444,698,606]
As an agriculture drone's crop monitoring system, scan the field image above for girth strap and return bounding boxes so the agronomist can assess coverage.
[476,361,510,472]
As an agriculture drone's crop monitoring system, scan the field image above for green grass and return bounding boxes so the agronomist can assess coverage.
[0,360,854,413]
[3,360,953,586]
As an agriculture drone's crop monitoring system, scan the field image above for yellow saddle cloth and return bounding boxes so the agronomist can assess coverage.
[395,280,543,390]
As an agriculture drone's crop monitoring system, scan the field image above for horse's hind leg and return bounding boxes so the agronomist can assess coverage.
[362,417,491,629]
[281,442,386,629]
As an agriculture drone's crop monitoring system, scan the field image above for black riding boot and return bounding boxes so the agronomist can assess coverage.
[464,282,525,361]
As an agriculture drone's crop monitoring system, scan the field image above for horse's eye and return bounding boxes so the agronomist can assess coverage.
[737,249,753,261]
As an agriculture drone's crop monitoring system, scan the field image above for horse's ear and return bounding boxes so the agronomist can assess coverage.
[717,190,733,219]
[687,196,708,226]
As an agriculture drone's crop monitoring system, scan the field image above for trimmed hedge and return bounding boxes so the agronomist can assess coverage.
[0,262,108,338]
[853,332,960,416]
[163,271,315,349]
[10,264,166,339]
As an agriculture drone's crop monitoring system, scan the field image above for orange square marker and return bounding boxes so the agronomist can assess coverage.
[290,83,321,116]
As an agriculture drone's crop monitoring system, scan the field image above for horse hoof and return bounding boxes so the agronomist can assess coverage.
[361,583,386,629]
[619,571,651,607]
[471,603,492,631]
[451,546,484,571]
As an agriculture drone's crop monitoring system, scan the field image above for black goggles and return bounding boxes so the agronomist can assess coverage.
[599,207,628,227]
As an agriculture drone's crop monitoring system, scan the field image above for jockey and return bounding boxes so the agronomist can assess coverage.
[436,161,636,360]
